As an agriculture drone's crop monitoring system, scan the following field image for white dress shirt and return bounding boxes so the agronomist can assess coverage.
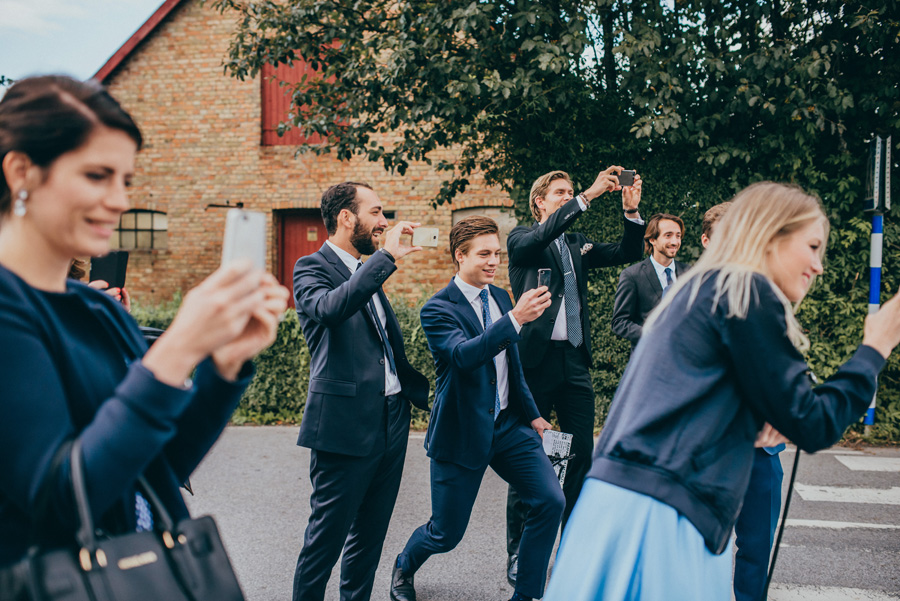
[649,254,676,293]
[550,197,644,342]
[453,275,521,412]
[326,240,401,396]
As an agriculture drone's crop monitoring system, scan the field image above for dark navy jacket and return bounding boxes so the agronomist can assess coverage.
[420,281,541,470]
[589,272,884,554]
[507,197,645,370]
[293,244,429,457]
[0,265,251,565]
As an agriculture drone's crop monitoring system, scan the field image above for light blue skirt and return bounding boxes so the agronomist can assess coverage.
[544,478,732,601]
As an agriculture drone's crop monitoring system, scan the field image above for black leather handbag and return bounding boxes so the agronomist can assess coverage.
[5,439,246,601]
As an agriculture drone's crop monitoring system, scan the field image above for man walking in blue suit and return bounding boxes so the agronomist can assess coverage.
[292,182,430,601]
[390,216,565,601]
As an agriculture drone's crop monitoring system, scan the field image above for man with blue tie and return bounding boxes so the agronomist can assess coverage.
[390,216,565,601]
[611,213,688,349]
[292,182,430,601]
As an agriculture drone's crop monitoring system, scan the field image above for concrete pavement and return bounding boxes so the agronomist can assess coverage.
[185,427,900,600]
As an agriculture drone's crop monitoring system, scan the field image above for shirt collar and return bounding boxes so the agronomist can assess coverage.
[326,240,362,274]
[649,254,674,277]
[453,274,488,304]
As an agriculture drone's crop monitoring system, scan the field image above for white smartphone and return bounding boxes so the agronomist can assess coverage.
[222,209,266,269]
[412,227,440,248]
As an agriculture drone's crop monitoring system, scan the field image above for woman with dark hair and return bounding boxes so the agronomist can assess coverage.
[0,76,288,565]
[544,182,900,601]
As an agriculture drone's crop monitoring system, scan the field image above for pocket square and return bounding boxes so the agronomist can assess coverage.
[580,243,593,255]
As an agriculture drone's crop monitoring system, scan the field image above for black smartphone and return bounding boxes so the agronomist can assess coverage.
[90,250,129,289]
[618,169,636,187]
[537,268,551,289]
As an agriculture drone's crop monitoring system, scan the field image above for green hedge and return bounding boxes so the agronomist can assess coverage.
[133,267,900,442]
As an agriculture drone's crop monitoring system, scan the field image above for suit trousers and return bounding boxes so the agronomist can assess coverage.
[507,342,594,555]
[399,409,564,599]
[292,394,410,601]
[733,448,784,601]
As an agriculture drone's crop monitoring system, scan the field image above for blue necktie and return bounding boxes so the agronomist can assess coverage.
[556,236,583,348]
[479,289,502,421]
[663,267,674,295]
[359,262,397,375]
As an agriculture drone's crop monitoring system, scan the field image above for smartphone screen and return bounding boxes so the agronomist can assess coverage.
[221,209,266,269]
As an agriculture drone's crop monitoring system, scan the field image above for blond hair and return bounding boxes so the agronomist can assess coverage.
[644,182,828,351]
[529,171,572,222]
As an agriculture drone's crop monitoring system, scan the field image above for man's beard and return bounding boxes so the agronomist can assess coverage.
[350,218,381,256]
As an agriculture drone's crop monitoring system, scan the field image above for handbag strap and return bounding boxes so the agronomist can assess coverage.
[68,440,178,552]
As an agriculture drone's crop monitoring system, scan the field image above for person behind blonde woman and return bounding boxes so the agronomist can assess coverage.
[0,75,288,566]
[544,181,900,601]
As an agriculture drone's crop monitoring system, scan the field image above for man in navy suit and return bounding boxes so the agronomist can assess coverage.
[701,202,786,601]
[612,213,688,348]
[390,216,565,601]
[291,181,430,601]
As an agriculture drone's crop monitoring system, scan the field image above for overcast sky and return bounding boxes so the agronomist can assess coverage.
[0,0,163,85]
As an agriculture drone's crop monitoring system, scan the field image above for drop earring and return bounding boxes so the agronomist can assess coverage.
[13,190,27,217]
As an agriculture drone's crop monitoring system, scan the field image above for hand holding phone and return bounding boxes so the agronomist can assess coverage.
[90,250,129,290]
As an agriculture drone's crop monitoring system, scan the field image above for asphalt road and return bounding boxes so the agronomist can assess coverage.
[185,427,900,601]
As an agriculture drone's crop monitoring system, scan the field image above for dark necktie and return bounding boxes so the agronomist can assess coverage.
[479,289,502,421]
[664,267,674,295]
[556,235,583,348]
[359,262,397,375]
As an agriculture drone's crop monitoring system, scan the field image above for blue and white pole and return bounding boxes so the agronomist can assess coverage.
[865,213,883,426]
[864,135,891,427]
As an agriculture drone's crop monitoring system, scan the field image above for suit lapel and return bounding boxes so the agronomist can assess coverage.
[448,279,489,336]
[319,243,381,333]
[319,243,352,281]
[641,258,664,303]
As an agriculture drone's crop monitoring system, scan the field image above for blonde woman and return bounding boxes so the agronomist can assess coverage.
[544,182,900,601]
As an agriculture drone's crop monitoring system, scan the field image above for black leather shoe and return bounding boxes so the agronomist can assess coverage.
[506,554,518,588]
[390,557,416,601]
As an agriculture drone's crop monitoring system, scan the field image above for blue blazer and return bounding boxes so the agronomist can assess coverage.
[420,281,541,470]
[293,244,429,457]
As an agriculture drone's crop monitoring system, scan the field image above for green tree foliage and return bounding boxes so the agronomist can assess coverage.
[212,0,899,438]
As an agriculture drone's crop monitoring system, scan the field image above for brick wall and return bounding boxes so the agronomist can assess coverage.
[103,0,515,307]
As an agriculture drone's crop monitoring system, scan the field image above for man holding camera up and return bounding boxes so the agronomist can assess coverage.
[390,216,563,601]
[291,182,430,601]
[504,166,645,585]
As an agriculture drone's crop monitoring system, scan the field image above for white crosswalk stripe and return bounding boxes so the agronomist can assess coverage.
[785,518,900,530]
[835,456,900,472]
[770,584,900,600]
[793,484,900,505]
